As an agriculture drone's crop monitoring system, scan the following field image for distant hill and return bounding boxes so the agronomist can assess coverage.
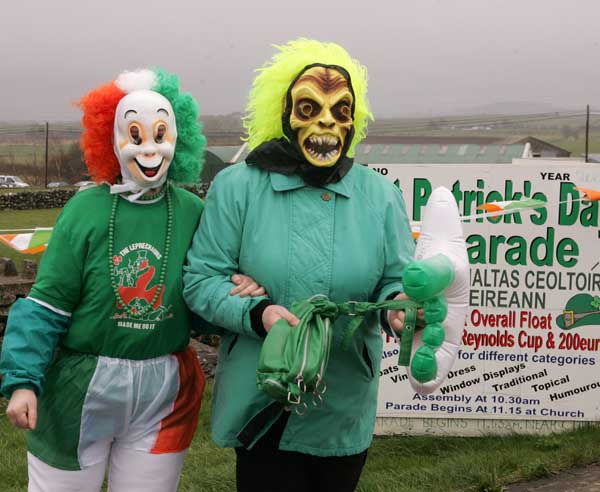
[445,101,575,116]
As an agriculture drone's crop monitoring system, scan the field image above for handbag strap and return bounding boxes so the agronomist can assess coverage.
[290,296,421,364]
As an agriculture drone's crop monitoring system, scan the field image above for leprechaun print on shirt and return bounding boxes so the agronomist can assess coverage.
[112,242,173,327]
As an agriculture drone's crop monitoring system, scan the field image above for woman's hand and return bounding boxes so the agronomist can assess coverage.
[262,305,300,333]
[6,388,37,430]
[387,293,425,334]
[229,274,268,298]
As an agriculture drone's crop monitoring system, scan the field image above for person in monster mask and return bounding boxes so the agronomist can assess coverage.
[0,68,264,492]
[183,40,415,492]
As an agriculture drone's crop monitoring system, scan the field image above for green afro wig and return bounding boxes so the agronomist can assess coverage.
[243,39,374,157]
[153,67,206,185]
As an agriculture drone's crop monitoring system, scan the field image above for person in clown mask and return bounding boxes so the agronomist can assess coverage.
[183,40,415,491]
[0,68,265,492]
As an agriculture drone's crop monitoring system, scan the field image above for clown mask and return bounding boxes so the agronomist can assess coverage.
[113,90,177,189]
[289,66,353,168]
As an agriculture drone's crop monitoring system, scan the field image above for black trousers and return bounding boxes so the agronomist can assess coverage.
[235,413,368,492]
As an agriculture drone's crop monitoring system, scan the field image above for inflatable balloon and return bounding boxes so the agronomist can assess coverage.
[401,186,469,393]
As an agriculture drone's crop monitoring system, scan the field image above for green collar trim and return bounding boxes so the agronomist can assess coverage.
[268,170,352,198]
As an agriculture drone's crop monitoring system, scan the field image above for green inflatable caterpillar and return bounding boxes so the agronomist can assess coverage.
[400,186,469,393]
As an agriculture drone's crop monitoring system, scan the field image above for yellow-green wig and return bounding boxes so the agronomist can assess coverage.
[244,38,373,157]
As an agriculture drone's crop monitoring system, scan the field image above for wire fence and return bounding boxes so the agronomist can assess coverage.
[0,123,84,186]
[0,110,596,186]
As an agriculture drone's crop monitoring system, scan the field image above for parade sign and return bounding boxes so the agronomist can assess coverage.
[373,162,600,423]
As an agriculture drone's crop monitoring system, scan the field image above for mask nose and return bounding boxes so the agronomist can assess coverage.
[318,107,336,128]
[138,142,158,156]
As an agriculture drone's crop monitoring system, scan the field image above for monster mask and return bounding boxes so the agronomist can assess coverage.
[113,90,177,193]
[287,65,354,168]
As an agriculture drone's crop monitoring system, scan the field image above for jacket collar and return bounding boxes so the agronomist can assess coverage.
[269,170,352,198]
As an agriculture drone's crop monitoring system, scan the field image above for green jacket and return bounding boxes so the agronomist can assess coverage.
[183,162,414,457]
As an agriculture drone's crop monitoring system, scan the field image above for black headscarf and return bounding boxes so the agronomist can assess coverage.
[247,63,356,188]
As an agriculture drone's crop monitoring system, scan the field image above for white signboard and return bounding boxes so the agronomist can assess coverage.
[373,162,600,427]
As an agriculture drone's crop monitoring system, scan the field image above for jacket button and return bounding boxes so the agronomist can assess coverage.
[321,192,331,202]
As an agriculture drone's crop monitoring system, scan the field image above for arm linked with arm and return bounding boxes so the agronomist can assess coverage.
[183,171,268,339]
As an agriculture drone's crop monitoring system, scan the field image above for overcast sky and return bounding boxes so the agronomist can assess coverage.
[2,0,599,121]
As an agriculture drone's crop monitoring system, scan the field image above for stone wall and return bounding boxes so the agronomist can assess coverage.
[0,189,76,210]
[1,186,206,211]
[0,259,36,342]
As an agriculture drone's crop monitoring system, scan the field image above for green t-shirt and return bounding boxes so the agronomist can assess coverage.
[29,184,203,360]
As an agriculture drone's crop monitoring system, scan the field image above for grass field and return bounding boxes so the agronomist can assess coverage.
[0,209,60,270]
[545,136,600,156]
[0,142,75,165]
[0,187,53,194]
[1,390,600,492]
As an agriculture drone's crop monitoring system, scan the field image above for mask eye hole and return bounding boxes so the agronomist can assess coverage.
[331,101,352,123]
[295,99,321,120]
[128,124,142,145]
[154,122,167,144]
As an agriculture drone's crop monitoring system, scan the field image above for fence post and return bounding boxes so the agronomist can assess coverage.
[44,121,49,187]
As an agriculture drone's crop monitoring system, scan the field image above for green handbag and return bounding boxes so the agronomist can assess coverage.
[256,295,425,411]
[256,296,335,410]
[256,254,455,411]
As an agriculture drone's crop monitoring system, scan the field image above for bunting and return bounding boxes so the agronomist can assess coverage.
[0,228,53,254]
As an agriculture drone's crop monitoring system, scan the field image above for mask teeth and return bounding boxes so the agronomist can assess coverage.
[305,134,341,162]
[308,135,339,148]
[307,147,340,162]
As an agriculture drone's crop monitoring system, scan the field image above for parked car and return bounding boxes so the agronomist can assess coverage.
[73,180,97,190]
[47,181,70,188]
[0,175,30,188]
